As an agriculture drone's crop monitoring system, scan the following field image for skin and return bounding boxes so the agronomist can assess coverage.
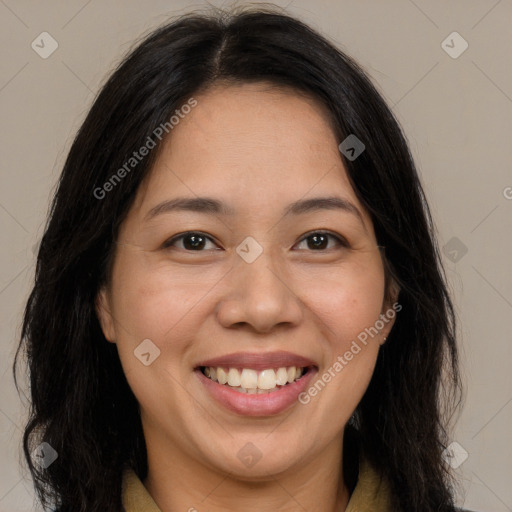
[96,82,397,512]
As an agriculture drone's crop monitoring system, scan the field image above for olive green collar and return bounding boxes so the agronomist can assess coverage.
[122,451,391,511]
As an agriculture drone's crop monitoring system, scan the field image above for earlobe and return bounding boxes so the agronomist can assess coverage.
[380,279,401,346]
[95,287,116,343]
[388,277,401,306]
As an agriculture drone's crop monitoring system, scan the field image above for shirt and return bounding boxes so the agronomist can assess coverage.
[121,450,392,511]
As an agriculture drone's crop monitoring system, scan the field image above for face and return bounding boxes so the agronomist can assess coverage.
[97,82,397,480]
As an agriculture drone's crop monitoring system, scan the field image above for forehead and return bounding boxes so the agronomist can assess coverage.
[169,81,342,167]
[132,81,364,221]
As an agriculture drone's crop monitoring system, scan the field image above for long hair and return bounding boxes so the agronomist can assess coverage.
[15,6,463,511]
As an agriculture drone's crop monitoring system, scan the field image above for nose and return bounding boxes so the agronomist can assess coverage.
[215,251,304,334]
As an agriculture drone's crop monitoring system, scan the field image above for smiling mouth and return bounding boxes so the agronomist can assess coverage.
[199,366,311,394]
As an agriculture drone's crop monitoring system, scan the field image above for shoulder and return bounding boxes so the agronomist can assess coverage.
[122,467,161,511]
[344,425,392,512]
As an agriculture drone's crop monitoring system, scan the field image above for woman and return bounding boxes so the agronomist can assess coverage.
[15,6,463,511]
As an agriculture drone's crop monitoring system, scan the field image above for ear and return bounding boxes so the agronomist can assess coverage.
[95,286,116,343]
[379,278,401,346]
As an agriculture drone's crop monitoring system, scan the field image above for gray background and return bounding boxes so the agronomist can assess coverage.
[1,1,511,510]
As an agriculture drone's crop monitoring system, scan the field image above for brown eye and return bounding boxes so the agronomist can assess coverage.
[295,231,348,251]
[164,232,218,251]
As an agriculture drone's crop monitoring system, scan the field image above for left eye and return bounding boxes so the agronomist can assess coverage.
[294,231,347,251]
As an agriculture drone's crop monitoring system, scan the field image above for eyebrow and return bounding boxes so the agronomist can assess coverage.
[144,195,366,228]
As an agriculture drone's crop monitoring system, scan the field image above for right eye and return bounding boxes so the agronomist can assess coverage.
[163,231,221,252]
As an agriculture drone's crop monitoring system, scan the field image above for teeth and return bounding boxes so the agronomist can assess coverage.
[227,368,241,387]
[276,367,288,385]
[240,369,258,389]
[230,385,282,394]
[258,369,277,389]
[202,365,306,392]
[217,367,228,385]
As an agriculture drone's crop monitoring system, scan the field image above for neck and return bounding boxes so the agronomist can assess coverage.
[143,431,352,512]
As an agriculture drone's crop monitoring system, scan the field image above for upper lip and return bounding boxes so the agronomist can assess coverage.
[196,351,317,371]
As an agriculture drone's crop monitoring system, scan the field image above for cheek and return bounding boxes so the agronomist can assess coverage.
[107,251,198,381]
[110,249,204,339]
[296,263,385,434]
[302,259,386,345]
[108,256,204,418]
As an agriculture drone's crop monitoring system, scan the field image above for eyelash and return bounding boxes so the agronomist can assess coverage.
[163,230,349,252]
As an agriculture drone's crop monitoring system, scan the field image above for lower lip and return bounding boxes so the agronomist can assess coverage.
[196,368,317,416]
